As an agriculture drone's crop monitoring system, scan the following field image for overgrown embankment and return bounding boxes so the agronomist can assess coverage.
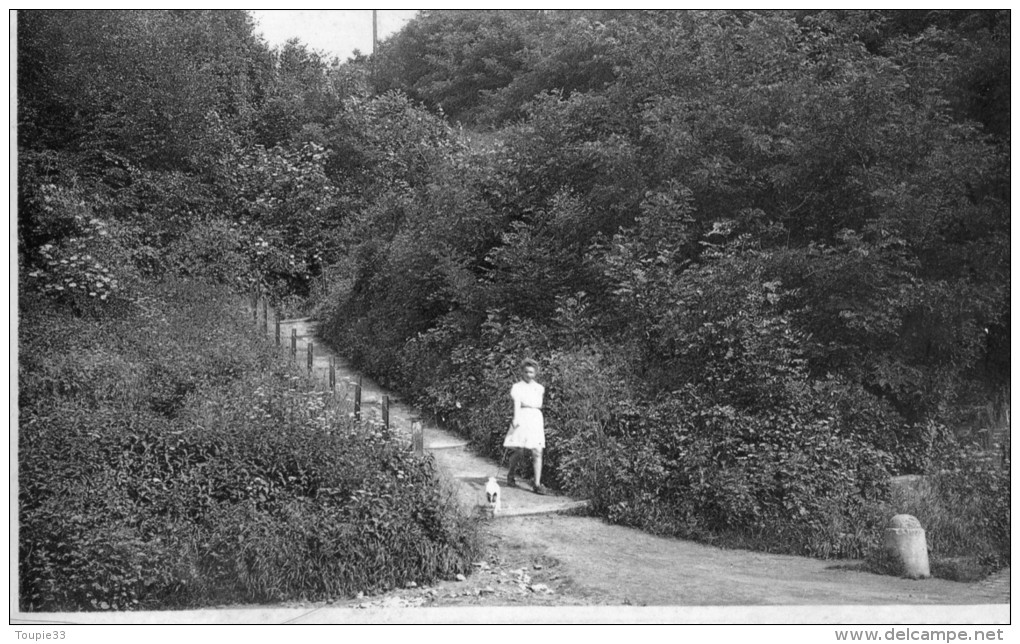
[16,10,1008,597]
[18,280,478,612]
[316,11,1009,575]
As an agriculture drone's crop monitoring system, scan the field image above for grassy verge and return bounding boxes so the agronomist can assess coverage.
[18,279,478,611]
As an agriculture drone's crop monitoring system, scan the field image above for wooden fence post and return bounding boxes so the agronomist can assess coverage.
[291,328,297,359]
[307,341,313,372]
[354,381,362,422]
[382,395,390,430]
[261,298,268,333]
[252,289,258,321]
[329,358,336,392]
[275,315,280,346]
[411,419,424,456]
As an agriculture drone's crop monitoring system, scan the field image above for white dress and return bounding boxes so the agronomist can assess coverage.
[503,380,545,449]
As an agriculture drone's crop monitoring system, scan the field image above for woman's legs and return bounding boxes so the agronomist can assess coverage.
[531,448,543,490]
[508,448,544,491]
[506,449,524,484]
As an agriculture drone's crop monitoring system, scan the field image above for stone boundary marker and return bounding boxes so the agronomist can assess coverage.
[884,514,930,579]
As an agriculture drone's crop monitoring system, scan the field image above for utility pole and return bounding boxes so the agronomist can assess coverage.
[372,10,378,56]
[371,10,378,93]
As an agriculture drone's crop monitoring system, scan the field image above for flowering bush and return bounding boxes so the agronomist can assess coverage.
[28,240,120,300]
[19,169,138,309]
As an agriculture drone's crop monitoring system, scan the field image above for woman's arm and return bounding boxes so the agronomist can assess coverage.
[511,383,522,427]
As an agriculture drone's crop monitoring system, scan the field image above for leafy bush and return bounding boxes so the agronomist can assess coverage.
[18,278,478,611]
[18,156,141,312]
[162,218,257,289]
[555,384,894,558]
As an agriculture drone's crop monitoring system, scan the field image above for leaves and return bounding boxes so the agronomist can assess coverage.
[19,279,477,611]
[18,9,1007,581]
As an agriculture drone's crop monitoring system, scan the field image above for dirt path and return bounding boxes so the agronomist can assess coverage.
[270,318,1009,612]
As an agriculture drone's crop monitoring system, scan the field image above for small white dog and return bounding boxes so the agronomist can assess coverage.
[484,476,502,516]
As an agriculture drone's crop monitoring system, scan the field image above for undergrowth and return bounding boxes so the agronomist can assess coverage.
[18,279,478,611]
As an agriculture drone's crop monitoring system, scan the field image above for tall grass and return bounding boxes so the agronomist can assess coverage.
[868,451,1010,581]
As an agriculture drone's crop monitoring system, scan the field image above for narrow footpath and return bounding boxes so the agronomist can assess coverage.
[260,318,1011,619]
[282,318,588,519]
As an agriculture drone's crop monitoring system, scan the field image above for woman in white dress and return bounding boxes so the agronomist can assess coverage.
[503,358,547,495]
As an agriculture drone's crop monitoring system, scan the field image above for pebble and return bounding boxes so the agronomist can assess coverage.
[479,587,496,595]
[406,581,417,588]
[529,583,552,594]
[356,596,427,609]
[455,573,466,582]
[534,564,543,570]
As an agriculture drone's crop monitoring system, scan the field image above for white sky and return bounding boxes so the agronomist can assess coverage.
[249,10,420,62]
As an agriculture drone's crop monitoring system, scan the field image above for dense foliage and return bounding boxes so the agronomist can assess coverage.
[18,10,367,302]
[19,280,476,611]
[19,9,1008,589]
[17,10,478,611]
[373,10,1010,137]
[321,10,1009,563]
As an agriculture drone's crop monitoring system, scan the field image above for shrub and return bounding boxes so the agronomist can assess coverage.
[18,278,478,611]
[554,385,894,558]
[19,178,140,313]
[162,218,257,289]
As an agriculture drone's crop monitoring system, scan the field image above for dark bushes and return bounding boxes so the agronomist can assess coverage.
[559,388,894,558]
[316,11,1008,576]
[19,279,477,611]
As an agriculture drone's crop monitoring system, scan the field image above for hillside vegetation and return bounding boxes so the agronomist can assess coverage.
[324,10,1010,566]
[18,10,1009,603]
[17,10,478,611]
